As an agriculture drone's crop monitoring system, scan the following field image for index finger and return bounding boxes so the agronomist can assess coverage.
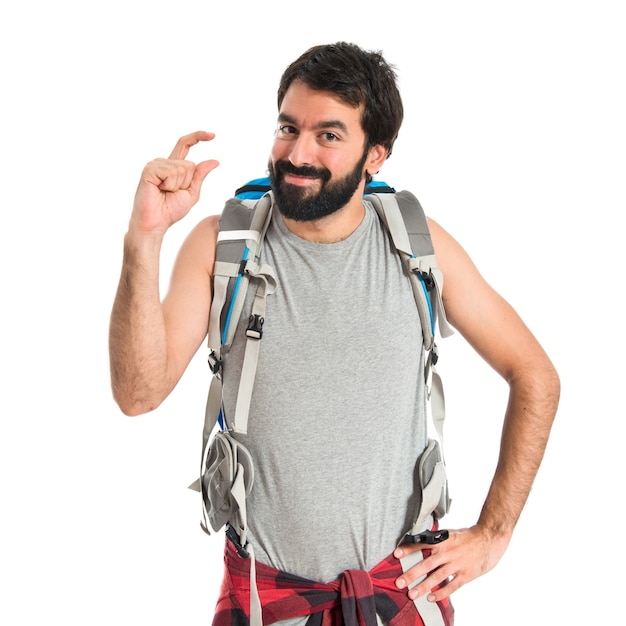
[168,131,216,160]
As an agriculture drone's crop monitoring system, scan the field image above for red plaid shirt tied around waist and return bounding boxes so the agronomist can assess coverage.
[213,540,454,626]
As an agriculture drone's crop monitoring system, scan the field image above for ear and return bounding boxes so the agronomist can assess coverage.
[365,144,389,176]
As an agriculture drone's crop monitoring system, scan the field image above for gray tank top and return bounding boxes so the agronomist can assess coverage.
[222,200,428,584]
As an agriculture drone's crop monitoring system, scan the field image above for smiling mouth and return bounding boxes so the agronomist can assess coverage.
[283,172,322,186]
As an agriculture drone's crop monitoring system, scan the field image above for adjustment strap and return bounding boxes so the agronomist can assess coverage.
[399,517,447,626]
[188,374,223,494]
[217,229,261,244]
[374,192,414,256]
[208,261,242,360]
[408,462,447,534]
[248,544,262,626]
[430,367,445,449]
[232,262,277,434]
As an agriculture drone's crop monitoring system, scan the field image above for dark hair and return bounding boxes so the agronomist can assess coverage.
[277,42,404,158]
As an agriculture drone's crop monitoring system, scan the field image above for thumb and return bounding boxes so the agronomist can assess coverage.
[189,159,220,198]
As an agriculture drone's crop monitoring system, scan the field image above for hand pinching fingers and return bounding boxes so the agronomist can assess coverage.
[168,131,216,160]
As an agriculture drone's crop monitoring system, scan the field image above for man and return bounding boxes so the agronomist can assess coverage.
[109,42,560,625]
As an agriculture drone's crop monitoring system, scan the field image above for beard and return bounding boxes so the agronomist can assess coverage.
[268,150,368,222]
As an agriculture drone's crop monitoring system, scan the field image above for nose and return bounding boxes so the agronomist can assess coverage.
[288,133,316,167]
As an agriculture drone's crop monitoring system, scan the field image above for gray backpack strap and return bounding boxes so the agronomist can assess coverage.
[368,190,453,526]
[206,192,275,426]
[197,193,275,626]
[370,191,454,626]
[190,191,274,492]
[232,257,277,433]
[208,193,275,360]
[367,190,453,348]
[367,190,452,419]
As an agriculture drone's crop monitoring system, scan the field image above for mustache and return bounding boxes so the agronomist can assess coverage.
[274,160,331,182]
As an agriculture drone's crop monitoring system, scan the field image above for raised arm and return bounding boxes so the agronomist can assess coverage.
[395,217,560,602]
[109,132,220,416]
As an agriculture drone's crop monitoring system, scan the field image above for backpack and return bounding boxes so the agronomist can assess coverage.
[189,178,455,623]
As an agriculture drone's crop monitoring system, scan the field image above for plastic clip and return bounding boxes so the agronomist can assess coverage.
[430,345,439,366]
[403,529,449,545]
[246,314,264,339]
[208,351,222,374]
[226,525,250,559]
[418,270,435,291]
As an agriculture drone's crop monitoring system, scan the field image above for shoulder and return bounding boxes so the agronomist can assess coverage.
[188,213,220,241]
[176,214,220,277]
[426,214,501,336]
[426,215,497,315]
[426,216,479,282]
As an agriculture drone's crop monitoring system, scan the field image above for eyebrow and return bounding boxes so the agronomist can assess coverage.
[277,112,349,133]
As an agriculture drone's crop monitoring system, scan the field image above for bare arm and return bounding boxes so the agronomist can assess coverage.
[395,217,560,601]
[109,132,220,415]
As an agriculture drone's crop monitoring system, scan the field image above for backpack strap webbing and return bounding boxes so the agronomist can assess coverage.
[189,192,274,493]
[207,192,276,436]
[366,190,453,350]
[366,190,454,532]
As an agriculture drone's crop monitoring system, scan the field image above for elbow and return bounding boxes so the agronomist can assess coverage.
[111,385,163,417]
[545,364,561,412]
[513,357,561,420]
[505,350,561,407]
[538,355,561,402]
[116,400,154,417]
[109,362,170,416]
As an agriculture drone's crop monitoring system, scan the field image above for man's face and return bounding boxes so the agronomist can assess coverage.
[269,81,372,222]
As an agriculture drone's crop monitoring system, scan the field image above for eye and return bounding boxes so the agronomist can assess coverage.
[321,132,339,142]
[277,124,297,136]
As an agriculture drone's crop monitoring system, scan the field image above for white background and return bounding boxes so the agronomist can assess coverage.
[1,1,624,624]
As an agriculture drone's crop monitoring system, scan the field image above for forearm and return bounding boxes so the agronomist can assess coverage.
[109,232,172,415]
[477,361,560,539]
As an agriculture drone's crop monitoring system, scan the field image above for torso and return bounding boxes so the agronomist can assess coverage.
[221,200,428,582]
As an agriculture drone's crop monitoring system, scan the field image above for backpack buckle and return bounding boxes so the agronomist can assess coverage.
[246,314,264,339]
[208,350,222,374]
[225,525,250,559]
[430,344,439,366]
[418,269,435,291]
[403,529,449,545]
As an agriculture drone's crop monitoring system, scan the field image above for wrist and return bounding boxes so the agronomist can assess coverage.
[124,226,165,256]
[475,512,516,544]
[121,230,165,283]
